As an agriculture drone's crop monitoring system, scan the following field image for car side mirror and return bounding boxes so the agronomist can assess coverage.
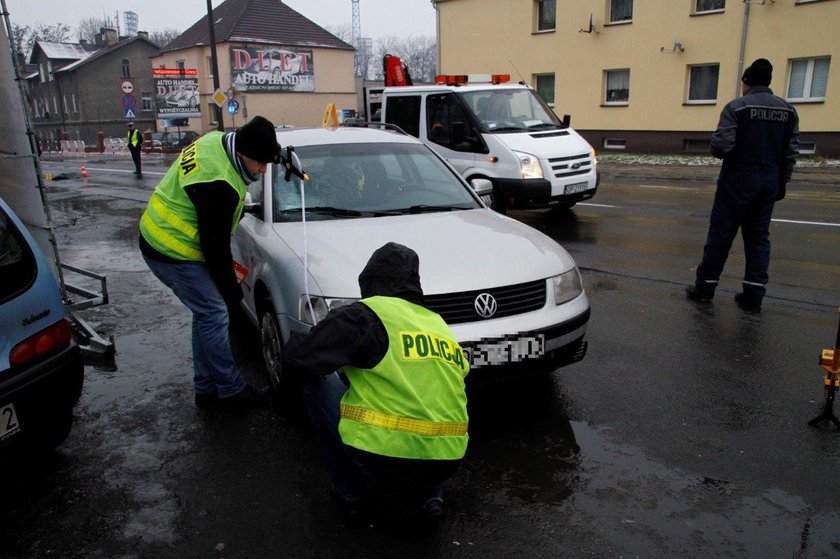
[469,177,493,197]
[561,114,571,128]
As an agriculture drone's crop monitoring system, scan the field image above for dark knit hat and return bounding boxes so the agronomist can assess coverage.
[742,58,773,87]
[236,115,280,163]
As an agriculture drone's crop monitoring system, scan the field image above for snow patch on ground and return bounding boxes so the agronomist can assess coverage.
[598,153,840,168]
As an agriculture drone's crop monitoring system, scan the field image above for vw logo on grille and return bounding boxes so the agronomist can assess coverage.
[474,293,498,319]
[571,162,581,170]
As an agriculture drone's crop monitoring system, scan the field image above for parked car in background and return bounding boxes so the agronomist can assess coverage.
[0,195,84,454]
[151,131,200,150]
[232,125,590,388]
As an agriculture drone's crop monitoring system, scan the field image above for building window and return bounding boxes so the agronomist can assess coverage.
[122,58,131,77]
[787,57,830,102]
[71,93,77,114]
[687,64,719,103]
[695,0,725,13]
[208,103,218,125]
[603,138,626,150]
[177,59,186,70]
[207,56,214,78]
[142,92,153,112]
[39,64,46,83]
[53,96,58,115]
[605,69,630,104]
[798,141,816,154]
[536,0,556,32]
[47,61,54,81]
[534,74,555,106]
[609,0,633,23]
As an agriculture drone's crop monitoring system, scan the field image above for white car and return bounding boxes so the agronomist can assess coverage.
[232,125,589,386]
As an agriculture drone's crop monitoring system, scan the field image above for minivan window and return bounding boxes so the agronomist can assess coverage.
[426,93,486,153]
[460,89,562,132]
[0,207,37,302]
[384,95,421,138]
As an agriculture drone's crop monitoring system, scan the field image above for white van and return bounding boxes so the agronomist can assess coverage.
[378,75,599,212]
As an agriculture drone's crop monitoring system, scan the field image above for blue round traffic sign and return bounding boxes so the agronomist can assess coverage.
[122,94,136,109]
[227,99,239,114]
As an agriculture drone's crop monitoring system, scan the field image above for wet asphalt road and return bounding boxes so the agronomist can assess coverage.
[2,155,839,558]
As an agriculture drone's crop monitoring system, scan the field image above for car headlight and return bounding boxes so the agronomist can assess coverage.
[552,268,583,305]
[299,295,357,325]
[513,150,543,179]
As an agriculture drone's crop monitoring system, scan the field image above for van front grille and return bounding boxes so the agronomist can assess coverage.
[547,153,593,179]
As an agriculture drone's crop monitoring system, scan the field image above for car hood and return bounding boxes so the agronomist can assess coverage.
[270,209,576,297]
[492,128,592,159]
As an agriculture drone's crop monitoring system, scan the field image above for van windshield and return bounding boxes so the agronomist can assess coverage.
[459,89,562,133]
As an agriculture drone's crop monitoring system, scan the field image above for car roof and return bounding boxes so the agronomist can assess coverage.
[274,126,422,147]
[383,83,532,94]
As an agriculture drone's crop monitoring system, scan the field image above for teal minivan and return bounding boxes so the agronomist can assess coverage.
[0,195,84,453]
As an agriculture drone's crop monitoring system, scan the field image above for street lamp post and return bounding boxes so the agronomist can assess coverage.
[206,0,224,131]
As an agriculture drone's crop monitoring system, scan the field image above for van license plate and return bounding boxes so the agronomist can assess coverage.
[0,403,22,442]
[565,182,589,195]
[467,335,545,368]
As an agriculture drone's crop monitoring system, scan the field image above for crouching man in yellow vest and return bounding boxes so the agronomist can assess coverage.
[282,242,469,521]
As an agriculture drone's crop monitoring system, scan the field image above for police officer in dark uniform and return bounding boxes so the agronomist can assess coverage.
[687,58,799,311]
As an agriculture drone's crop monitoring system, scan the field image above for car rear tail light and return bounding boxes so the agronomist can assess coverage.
[9,318,73,368]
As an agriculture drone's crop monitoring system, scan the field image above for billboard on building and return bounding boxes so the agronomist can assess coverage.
[230,46,314,92]
[153,68,201,119]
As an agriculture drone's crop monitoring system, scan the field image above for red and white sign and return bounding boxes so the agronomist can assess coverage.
[119,79,135,95]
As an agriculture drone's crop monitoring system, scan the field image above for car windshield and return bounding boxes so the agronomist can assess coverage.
[459,89,562,132]
[271,142,481,222]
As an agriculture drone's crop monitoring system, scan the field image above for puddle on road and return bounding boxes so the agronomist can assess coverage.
[565,421,840,557]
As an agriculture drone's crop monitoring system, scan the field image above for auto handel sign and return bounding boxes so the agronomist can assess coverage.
[153,68,201,119]
[230,46,314,92]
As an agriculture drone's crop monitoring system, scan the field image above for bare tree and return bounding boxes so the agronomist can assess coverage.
[149,28,182,48]
[325,23,353,44]
[77,16,116,43]
[11,24,31,59]
[31,22,72,43]
[372,35,437,83]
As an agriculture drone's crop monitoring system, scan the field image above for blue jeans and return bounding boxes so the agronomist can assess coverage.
[295,372,449,510]
[143,256,245,398]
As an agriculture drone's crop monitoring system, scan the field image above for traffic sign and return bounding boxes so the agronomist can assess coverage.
[227,99,239,114]
[212,88,227,108]
[119,79,135,95]
[124,108,136,119]
[122,94,136,109]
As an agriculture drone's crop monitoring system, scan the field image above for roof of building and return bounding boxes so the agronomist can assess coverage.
[56,36,160,73]
[29,41,97,64]
[160,0,354,54]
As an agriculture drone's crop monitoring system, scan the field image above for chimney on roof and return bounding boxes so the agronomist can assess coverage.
[79,39,88,46]
[97,27,118,46]
[137,31,149,40]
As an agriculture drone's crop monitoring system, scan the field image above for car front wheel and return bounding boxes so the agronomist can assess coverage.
[259,300,285,391]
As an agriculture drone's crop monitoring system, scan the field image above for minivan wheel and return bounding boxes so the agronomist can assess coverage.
[259,299,285,391]
[33,407,74,453]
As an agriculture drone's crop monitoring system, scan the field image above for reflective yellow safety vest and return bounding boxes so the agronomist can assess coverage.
[127,127,140,148]
[339,296,470,460]
[139,132,247,261]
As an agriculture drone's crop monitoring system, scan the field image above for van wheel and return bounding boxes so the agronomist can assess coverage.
[258,299,285,391]
[32,407,74,453]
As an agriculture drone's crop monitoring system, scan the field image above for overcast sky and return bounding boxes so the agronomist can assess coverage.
[7,0,437,40]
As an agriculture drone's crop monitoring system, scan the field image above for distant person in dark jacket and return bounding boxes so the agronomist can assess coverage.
[127,122,142,177]
[687,58,799,311]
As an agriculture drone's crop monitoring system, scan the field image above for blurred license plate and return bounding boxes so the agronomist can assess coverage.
[467,335,545,368]
[565,181,589,194]
[0,403,21,442]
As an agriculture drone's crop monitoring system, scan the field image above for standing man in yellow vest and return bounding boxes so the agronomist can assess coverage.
[282,242,470,521]
[126,121,142,177]
[139,116,280,409]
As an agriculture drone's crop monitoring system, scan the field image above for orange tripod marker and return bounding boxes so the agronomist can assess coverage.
[808,307,840,429]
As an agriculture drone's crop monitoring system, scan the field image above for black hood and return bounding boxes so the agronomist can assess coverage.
[358,242,424,304]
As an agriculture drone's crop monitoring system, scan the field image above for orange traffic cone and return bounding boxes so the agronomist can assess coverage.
[80,162,88,178]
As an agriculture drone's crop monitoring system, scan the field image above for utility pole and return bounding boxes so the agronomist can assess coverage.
[352,0,362,78]
[206,0,224,131]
